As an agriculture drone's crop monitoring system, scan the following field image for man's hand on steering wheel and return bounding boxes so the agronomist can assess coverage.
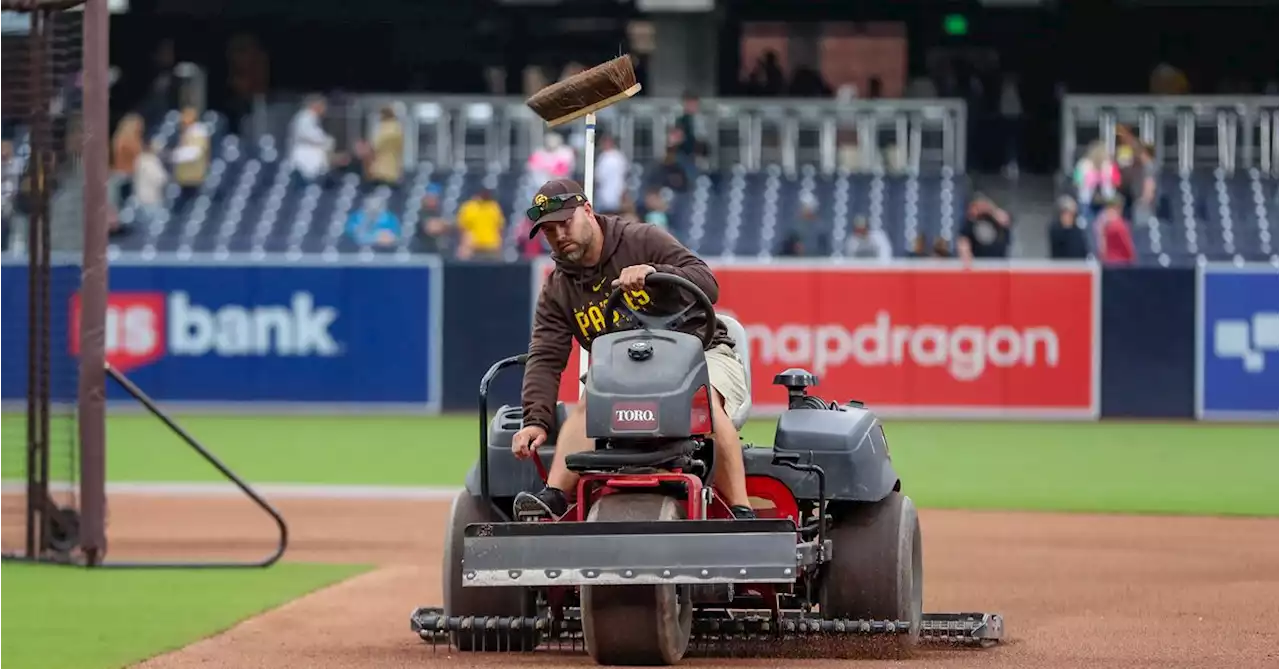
[612,264,656,292]
[602,270,718,350]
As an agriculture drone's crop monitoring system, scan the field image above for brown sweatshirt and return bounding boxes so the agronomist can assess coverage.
[522,214,733,432]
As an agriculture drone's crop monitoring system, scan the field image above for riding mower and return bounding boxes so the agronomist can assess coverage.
[410,273,1004,665]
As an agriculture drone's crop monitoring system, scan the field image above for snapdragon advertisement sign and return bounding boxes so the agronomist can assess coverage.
[1,257,442,410]
[549,261,1100,418]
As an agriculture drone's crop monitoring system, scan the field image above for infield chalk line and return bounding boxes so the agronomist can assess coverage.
[0,481,464,500]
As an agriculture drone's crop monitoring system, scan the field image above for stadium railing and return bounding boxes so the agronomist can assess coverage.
[247,93,968,176]
[1060,94,1279,176]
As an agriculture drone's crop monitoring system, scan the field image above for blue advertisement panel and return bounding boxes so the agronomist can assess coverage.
[1196,263,1280,420]
[0,260,83,406]
[1,257,442,410]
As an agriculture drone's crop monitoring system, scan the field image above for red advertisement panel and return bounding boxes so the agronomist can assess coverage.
[542,262,1098,417]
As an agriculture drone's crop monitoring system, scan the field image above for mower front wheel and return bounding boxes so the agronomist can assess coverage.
[581,493,693,666]
[442,490,539,651]
[820,491,923,654]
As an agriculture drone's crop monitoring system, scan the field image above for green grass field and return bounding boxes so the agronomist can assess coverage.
[2,412,1276,516]
[1,562,370,669]
[2,413,1274,669]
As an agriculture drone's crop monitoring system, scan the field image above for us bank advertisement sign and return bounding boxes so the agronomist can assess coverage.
[1,257,442,410]
[1197,263,1280,420]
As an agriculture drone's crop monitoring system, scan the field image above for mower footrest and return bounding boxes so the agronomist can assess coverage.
[461,519,801,587]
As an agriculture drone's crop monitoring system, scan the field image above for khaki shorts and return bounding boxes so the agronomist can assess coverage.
[704,343,749,419]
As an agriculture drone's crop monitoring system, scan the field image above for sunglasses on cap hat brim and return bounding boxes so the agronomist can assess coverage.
[526,192,586,226]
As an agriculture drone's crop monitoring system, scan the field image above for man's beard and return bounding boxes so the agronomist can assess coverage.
[558,226,593,264]
[560,244,584,262]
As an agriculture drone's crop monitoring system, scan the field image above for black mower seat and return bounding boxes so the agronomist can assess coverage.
[564,441,696,473]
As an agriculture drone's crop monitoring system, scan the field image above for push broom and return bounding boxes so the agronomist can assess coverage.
[526,54,642,392]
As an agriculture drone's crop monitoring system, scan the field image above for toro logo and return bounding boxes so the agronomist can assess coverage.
[70,291,340,373]
[611,401,659,432]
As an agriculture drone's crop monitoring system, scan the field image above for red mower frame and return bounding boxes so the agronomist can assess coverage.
[527,437,803,526]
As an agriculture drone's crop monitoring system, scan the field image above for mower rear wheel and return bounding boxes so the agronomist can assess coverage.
[581,494,693,666]
[820,491,923,654]
[442,490,539,651]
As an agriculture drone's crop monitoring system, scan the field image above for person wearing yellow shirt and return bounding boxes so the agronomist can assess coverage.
[456,189,505,259]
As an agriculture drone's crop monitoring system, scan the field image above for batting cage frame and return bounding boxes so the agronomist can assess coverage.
[1,0,288,569]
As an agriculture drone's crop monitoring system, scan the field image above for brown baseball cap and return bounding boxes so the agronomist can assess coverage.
[527,178,589,239]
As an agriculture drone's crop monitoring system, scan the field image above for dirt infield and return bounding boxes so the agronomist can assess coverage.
[5,490,1277,669]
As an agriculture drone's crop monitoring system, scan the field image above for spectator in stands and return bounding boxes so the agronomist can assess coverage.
[527,132,574,185]
[640,186,669,231]
[357,105,404,190]
[287,95,339,183]
[109,113,144,212]
[346,192,400,248]
[1049,195,1089,260]
[844,215,893,262]
[957,193,1012,264]
[1116,126,1159,227]
[906,234,928,258]
[171,107,209,216]
[778,232,805,257]
[456,188,505,260]
[1096,198,1136,265]
[931,237,954,258]
[594,134,627,215]
[0,138,13,250]
[656,147,690,193]
[742,51,786,96]
[515,217,548,259]
[1074,141,1120,222]
[132,137,169,223]
[414,185,454,255]
[673,92,702,182]
[1133,141,1160,225]
[1149,63,1190,95]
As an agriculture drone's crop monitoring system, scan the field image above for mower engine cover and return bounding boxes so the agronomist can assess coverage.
[583,328,713,439]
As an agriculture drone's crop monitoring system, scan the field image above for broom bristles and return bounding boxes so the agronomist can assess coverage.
[526,55,641,128]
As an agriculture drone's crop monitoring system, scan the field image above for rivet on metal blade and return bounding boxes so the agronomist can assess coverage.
[739,568,747,575]
[545,569,560,579]
[700,569,709,576]
[465,571,476,580]
[624,570,634,578]
[662,569,671,577]
[585,570,597,578]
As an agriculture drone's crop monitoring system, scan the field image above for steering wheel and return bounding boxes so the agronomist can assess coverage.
[602,272,718,349]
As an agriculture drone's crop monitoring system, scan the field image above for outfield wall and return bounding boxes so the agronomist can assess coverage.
[1,255,1275,421]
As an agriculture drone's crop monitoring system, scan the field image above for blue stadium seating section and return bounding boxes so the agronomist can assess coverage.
[89,111,972,260]
[3,108,1277,265]
[1134,168,1278,266]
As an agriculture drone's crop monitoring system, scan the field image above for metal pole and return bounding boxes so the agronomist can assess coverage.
[78,0,110,565]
